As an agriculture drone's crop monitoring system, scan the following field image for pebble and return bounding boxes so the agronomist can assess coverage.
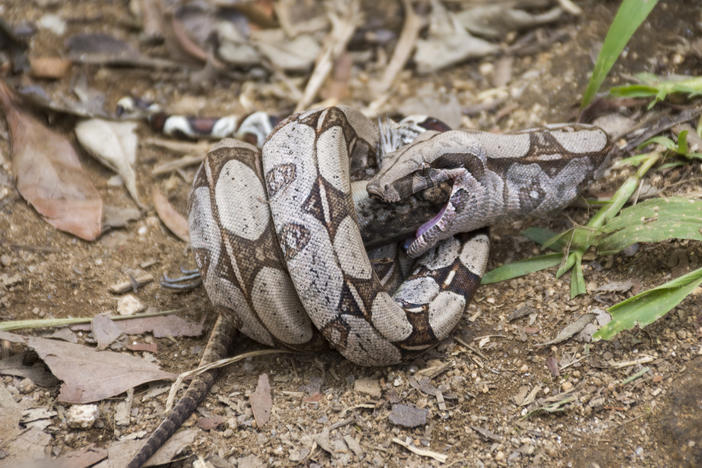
[561,381,573,392]
[18,378,35,394]
[354,378,382,398]
[66,404,100,429]
[117,294,145,315]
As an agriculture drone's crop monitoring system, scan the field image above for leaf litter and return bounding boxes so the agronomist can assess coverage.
[0,1,700,467]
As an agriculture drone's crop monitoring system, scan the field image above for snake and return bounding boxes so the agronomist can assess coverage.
[127,105,611,467]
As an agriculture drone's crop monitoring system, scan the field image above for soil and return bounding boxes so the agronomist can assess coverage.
[0,1,700,467]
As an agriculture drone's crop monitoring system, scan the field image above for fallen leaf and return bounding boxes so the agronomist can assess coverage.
[388,404,427,428]
[0,330,175,403]
[33,446,108,468]
[0,80,103,240]
[252,29,320,71]
[113,428,198,467]
[117,314,204,338]
[92,314,123,349]
[102,204,142,229]
[455,4,562,39]
[312,427,333,454]
[414,0,498,73]
[250,373,272,427]
[152,189,189,242]
[0,382,23,445]
[0,353,59,387]
[540,314,596,346]
[2,425,52,464]
[75,119,142,207]
[354,377,381,398]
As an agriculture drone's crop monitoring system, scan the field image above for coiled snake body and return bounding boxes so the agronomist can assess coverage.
[128,106,611,467]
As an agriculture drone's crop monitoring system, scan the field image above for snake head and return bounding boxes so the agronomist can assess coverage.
[367,130,488,257]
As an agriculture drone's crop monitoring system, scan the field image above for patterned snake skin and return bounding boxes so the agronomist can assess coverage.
[127,105,611,467]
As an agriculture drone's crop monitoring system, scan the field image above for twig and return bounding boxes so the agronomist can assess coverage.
[372,0,425,98]
[295,0,361,112]
[165,349,293,411]
[0,308,184,332]
[608,355,655,369]
[392,437,448,463]
[152,154,204,175]
[619,366,650,386]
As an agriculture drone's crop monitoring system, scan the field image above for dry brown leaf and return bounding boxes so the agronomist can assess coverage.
[115,427,198,467]
[540,313,596,346]
[92,314,123,350]
[0,80,103,241]
[0,383,23,446]
[250,373,272,427]
[0,330,175,404]
[0,353,59,387]
[114,314,204,338]
[32,446,108,468]
[152,188,189,242]
[75,119,142,208]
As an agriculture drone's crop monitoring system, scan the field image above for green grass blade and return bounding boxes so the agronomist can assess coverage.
[581,0,659,108]
[521,227,559,247]
[570,253,586,298]
[597,197,702,254]
[594,267,702,340]
[481,253,562,284]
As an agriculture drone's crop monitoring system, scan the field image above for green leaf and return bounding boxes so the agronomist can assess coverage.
[611,74,702,109]
[596,197,702,254]
[521,227,559,247]
[593,267,702,340]
[581,0,659,108]
[638,135,678,152]
[615,153,659,167]
[570,254,586,298]
[481,253,562,284]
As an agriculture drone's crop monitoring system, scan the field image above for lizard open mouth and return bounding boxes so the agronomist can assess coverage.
[403,183,463,257]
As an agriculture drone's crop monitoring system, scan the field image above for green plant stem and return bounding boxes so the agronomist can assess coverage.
[557,151,661,294]
[0,308,184,332]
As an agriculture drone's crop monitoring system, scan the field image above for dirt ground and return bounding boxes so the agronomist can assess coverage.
[0,0,701,467]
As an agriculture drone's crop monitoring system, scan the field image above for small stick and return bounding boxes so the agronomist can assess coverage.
[295,0,361,112]
[392,437,448,463]
[372,0,425,98]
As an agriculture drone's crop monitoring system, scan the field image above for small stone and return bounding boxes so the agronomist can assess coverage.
[0,254,12,267]
[17,378,35,394]
[237,455,265,468]
[66,404,99,429]
[107,174,124,187]
[495,450,505,461]
[388,404,427,428]
[117,294,145,315]
[1,273,22,287]
[37,13,66,35]
[354,378,382,398]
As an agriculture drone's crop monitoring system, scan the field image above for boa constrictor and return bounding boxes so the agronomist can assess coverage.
[128,106,611,467]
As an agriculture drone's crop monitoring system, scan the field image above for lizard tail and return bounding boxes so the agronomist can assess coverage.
[126,314,237,468]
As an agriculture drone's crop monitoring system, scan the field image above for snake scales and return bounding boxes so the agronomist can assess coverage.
[128,105,611,467]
